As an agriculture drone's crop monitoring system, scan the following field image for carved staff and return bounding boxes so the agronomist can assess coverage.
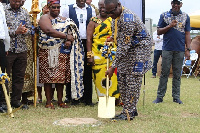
[30,0,40,107]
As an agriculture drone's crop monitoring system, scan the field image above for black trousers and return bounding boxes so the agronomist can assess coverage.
[6,51,27,104]
[82,39,93,103]
[0,40,7,105]
[66,39,93,103]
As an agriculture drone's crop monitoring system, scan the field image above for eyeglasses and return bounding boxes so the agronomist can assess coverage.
[51,6,61,9]
[105,5,118,14]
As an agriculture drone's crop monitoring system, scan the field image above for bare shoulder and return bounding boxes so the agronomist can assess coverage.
[39,14,50,24]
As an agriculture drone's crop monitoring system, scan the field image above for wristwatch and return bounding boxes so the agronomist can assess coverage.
[186,48,191,51]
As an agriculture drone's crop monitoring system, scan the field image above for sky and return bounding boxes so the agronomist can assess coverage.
[24,0,200,25]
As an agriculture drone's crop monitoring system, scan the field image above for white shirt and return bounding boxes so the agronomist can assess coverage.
[153,31,163,50]
[0,2,10,51]
[61,3,96,39]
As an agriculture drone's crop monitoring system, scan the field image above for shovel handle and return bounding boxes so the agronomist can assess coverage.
[106,58,109,97]
[2,84,14,118]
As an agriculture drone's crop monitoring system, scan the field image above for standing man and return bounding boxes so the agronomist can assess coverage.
[152,31,163,78]
[104,0,152,120]
[62,0,96,106]
[0,0,10,113]
[153,0,191,104]
[4,0,32,108]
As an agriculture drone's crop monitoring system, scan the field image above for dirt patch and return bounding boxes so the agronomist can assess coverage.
[182,112,199,118]
[53,118,99,126]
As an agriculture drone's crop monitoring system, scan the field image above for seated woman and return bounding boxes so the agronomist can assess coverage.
[38,0,84,109]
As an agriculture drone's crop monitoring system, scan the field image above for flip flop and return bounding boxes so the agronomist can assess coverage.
[58,103,70,108]
[45,103,55,109]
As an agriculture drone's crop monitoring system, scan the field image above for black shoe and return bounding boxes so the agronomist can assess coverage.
[111,113,134,121]
[133,110,138,117]
[173,98,183,104]
[11,102,22,108]
[1,104,7,111]
[71,99,80,105]
[0,107,6,113]
[85,102,95,107]
[153,97,163,103]
[64,98,71,103]
[21,104,29,110]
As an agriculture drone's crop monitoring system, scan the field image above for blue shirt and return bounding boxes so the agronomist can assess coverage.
[157,9,191,52]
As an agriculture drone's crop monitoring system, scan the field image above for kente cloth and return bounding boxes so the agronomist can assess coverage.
[8,34,34,93]
[39,17,84,99]
[91,17,119,98]
[38,48,71,83]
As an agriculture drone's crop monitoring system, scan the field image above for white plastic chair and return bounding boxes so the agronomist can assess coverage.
[182,50,199,78]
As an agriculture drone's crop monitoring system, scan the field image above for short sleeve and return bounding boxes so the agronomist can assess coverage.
[157,14,166,28]
[185,15,191,32]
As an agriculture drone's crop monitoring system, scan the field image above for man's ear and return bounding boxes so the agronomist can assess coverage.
[118,2,121,7]
[180,2,183,7]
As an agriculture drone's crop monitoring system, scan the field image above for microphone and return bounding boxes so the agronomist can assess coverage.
[172,11,179,20]
[172,11,179,27]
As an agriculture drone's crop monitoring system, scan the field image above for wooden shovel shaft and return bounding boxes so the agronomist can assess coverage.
[2,83,14,118]
[0,68,14,117]
[106,58,109,98]
[106,58,110,106]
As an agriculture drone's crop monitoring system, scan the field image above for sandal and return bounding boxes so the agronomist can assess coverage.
[58,103,70,108]
[45,103,55,109]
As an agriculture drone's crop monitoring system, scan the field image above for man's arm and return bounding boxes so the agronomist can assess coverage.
[157,20,177,35]
[185,31,191,59]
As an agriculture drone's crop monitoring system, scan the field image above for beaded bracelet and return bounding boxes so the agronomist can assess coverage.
[87,51,94,58]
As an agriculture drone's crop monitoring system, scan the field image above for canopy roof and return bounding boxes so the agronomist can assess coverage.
[189,10,200,30]
[190,15,200,29]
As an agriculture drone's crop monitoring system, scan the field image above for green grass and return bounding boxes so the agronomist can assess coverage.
[0,71,199,133]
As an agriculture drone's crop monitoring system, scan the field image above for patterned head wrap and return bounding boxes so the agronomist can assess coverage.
[47,0,60,5]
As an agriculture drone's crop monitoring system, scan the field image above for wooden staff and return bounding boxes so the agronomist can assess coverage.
[30,0,40,107]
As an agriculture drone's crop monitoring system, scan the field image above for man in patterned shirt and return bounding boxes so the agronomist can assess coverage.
[104,0,152,120]
[4,0,32,108]
[153,0,191,104]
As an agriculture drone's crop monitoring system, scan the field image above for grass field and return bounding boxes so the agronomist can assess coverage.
[0,71,199,133]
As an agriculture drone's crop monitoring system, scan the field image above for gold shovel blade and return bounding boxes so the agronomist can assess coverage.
[98,96,115,118]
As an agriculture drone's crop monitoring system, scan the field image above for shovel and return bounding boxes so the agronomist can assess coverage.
[0,68,14,118]
[98,57,115,118]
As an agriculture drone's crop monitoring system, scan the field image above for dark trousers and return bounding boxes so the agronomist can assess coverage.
[157,51,184,99]
[6,51,27,104]
[82,39,92,103]
[65,39,92,103]
[152,49,162,76]
[0,40,7,105]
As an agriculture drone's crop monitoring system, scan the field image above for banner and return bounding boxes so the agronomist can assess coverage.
[120,0,143,20]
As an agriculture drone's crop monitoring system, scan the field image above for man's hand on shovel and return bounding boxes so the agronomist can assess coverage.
[105,67,115,79]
